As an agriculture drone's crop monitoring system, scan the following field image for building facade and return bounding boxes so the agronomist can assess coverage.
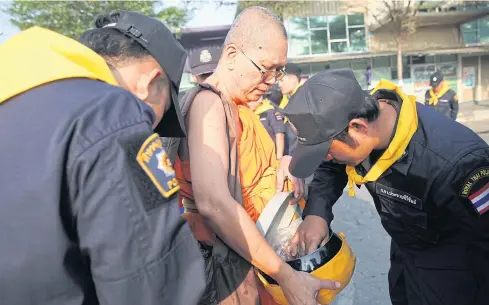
[179,1,489,102]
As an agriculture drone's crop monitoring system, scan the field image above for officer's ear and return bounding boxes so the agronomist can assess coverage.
[135,68,162,102]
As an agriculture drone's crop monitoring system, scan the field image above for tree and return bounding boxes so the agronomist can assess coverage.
[348,0,446,86]
[235,0,306,20]
[6,0,188,39]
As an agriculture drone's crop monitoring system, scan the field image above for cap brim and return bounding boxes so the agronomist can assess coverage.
[191,63,216,76]
[289,139,332,179]
[154,84,186,138]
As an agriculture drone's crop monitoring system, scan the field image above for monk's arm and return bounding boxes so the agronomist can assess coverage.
[187,91,293,282]
[275,133,285,160]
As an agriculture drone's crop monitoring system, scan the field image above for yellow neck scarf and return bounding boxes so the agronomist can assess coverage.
[428,81,450,105]
[254,99,275,116]
[345,80,419,196]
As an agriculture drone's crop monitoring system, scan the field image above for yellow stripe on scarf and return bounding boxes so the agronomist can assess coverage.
[254,99,275,116]
[346,79,419,196]
[428,81,450,105]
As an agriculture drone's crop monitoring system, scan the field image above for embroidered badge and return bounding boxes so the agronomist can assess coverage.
[274,112,283,121]
[453,95,458,102]
[460,167,489,215]
[200,49,212,63]
[136,133,179,198]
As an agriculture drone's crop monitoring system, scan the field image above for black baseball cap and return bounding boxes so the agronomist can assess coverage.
[430,71,443,88]
[97,10,187,138]
[263,86,283,106]
[285,63,302,79]
[281,68,366,178]
[188,46,220,76]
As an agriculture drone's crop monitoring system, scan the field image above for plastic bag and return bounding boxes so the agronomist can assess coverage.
[265,218,303,261]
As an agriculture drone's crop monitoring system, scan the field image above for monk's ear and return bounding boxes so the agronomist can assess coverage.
[223,44,237,71]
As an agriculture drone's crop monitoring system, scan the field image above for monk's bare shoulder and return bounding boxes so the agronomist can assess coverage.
[187,88,228,153]
[188,90,225,123]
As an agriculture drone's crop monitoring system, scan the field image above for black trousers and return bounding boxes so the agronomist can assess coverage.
[388,240,489,305]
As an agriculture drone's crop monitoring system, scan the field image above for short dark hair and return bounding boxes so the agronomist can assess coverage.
[79,11,169,101]
[333,95,380,146]
[79,11,152,67]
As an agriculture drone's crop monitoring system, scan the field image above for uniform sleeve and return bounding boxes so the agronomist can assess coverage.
[450,90,459,120]
[431,146,489,218]
[268,110,285,135]
[304,161,348,224]
[68,123,205,305]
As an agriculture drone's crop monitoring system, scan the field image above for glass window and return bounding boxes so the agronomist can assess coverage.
[390,55,410,67]
[310,29,329,54]
[411,55,434,65]
[331,41,347,53]
[348,14,365,26]
[463,30,478,44]
[478,17,489,43]
[373,56,390,67]
[462,20,478,31]
[436,54,457,63]
[348,28,366,52]
[284,14,368,57]
[328,15,347,40]
[391,67,411,80]
[329,60,351,69]
[309,16,328,29]
[287,18,310,56]
[351,59,368,70]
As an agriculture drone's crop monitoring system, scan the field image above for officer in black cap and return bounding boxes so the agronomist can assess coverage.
[249,86,287,159]
[282,68,489,305]
[188,46,220,84]
[0,10,205,305]
[278,63,302,109]
[424,70,459,120]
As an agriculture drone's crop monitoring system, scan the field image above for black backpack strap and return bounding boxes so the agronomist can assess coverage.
[165,84,220,164]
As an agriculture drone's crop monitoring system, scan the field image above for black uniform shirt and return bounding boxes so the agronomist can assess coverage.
[424,88,459,120]
[306,102,489,259]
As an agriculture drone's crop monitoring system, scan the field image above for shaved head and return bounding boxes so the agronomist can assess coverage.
[209,6,288,104]
[224,6,287,51]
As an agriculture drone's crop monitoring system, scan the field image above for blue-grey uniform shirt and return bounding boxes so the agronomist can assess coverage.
[0,78,205,305]
[258,108,297,156]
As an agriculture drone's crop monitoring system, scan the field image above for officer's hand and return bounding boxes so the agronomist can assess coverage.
[289,215,329,256]
[279,269,340,305]
[276,155,304,204]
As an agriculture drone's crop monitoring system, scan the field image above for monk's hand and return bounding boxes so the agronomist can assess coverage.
[289,215,329,257]
[276,155,304,204]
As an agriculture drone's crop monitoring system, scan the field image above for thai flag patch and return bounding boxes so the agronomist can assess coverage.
[469,182,489,215]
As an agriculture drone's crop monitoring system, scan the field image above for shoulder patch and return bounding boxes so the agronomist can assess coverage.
[136,133,179,198]
[453,94,458,102]
[459,167,489,215]
[274,111,283,121]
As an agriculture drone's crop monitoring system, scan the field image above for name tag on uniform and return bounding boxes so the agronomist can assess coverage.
[376,184,422,210]
[260,117,267,121]
[439,99,449,103]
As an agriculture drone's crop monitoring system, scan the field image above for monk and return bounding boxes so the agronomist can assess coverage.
[174,6,340,305]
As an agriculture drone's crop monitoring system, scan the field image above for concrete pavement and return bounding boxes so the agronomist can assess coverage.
[457,100,489,134]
